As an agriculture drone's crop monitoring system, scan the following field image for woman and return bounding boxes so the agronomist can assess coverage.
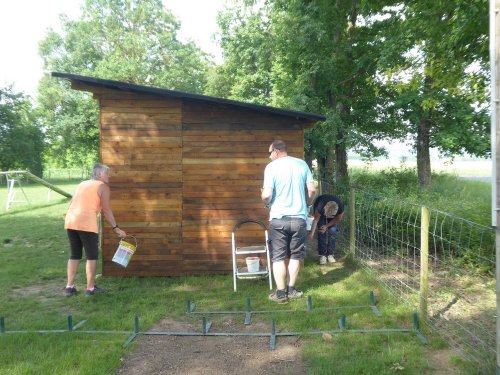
[63,163,126,297]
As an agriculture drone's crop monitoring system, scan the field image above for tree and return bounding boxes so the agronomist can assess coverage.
[214,0,490,187]
[379,0,490,186]
[38,0,213,167]
[0,86,44,176]
[206,1,274,104]
[268,0,405,185]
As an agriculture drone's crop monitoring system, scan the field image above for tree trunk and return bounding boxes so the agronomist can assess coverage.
[417,117,432,187]
[335,137,349,186]
[304,145,314,171]
[417,74,433,187]
[325,148,335,188]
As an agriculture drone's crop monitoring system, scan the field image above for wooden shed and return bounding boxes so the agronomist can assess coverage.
[53,72,326,277]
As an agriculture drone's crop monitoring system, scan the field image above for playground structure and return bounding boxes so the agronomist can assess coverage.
[0,170,72,210]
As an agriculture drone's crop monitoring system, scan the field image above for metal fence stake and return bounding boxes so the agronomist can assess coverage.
[269,319,276,350]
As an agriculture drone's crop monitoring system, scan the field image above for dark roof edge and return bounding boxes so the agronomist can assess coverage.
[52,72,326,122]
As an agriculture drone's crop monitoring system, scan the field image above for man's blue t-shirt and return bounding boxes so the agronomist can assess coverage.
[263,156,314,220]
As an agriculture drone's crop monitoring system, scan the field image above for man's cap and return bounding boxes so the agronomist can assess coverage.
[324,201,339,218]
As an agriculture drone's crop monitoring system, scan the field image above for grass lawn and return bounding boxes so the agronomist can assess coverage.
[0,181,480,374]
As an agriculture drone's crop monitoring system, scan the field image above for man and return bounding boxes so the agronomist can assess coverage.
[261,140,316,303]
[63,163,126,297]
[307,194,345,264]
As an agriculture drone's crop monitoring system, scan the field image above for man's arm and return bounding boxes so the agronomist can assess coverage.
[324,212,345,228]
[261,187,273,207]
[306,181,316,206]
[307,209,322,240]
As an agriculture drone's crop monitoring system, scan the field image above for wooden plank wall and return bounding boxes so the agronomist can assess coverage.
[86,85,307,276]
[181,100,306,274]
[98,91,184,276]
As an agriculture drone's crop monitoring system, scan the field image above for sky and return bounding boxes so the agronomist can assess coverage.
[0,0,227,97]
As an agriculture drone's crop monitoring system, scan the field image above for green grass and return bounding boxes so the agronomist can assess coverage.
[350,167,491,226]
[0,177,483,374]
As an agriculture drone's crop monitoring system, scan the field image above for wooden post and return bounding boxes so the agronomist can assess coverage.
[420,206,429,323]
[349,187,356,257]
[24,171,72,198]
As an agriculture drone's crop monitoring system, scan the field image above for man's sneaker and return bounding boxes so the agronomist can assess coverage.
[327,255,336,263]
[287,286,304,299]
[85,285,105,297]
[269,290,289,304]
[63,286,77,297]
[319,255,327,265]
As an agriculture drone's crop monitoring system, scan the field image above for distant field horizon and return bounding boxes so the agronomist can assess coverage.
[349,157,492,177]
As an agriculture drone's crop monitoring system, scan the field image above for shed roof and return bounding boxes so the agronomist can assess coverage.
[52,72,326,122]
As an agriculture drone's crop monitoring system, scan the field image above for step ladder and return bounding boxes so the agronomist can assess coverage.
[231,219,273,292]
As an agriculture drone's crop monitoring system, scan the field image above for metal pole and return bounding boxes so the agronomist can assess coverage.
[420,207,429,323]
[491,0,500,372]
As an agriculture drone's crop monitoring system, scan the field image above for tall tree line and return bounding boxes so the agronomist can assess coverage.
[210,0,489,186]
[1,0,489,186]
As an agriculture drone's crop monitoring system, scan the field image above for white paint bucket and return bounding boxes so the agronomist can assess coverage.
[245,257,260,272]
[112,236,137,268]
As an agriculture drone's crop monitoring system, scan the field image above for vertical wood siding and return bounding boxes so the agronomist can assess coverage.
[79,86,308,276]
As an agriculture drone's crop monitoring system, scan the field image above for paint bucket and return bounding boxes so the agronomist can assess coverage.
[306,216,313,231]
[112,236,137,268]
[245,257,260,272]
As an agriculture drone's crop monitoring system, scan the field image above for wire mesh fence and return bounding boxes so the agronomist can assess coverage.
[320,180,496,372]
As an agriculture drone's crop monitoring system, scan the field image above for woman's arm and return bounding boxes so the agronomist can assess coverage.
[99,184,126,238]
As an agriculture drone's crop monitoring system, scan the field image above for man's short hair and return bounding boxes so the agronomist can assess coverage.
[271,140,287,152]
[324,201,339,218]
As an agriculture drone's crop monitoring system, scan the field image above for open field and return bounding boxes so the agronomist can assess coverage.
[349,158,492,177]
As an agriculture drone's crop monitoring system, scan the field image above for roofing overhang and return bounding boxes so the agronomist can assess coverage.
[52,72,326,124]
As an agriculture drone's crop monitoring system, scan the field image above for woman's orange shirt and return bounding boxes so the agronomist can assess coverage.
[64,180,104,233]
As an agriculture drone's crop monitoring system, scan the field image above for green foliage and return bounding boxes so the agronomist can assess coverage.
[0,86,44,176]
[211,0,490,187]
[37,79,99,168]
[37,0,213,167]
[379,0,490,185]
[206,1,273,103]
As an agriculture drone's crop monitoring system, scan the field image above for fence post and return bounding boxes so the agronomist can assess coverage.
[420,206,430,323]
[349,187,356,257]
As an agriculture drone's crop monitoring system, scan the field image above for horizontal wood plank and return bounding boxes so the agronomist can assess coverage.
[101,98,181,108]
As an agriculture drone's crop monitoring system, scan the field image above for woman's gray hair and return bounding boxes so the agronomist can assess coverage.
[92,163,110,179]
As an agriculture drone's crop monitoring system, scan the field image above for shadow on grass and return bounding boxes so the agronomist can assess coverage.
[0,199,70,217]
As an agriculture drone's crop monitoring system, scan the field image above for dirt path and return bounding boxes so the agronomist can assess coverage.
[116,317,307,375]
